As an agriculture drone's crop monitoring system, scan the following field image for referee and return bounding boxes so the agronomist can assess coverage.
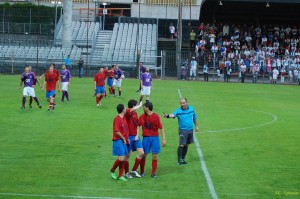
[163,98,199,165]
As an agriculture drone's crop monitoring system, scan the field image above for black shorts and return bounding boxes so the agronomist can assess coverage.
[179,129,194,145]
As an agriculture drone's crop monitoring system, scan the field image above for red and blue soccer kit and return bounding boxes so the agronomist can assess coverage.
[45,72,59,98]
[112,115,129,156]
[138,112,163,176]
[125,108,143,151]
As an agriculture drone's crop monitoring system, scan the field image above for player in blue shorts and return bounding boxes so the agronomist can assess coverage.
[138,102,166,177]
[110,104,130,181]
[124,99,143,178]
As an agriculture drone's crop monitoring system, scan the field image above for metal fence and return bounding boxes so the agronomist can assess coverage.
[0,45,163,78]
[1,39,299,85]
[162,51,300,84]
[0,7,57,34]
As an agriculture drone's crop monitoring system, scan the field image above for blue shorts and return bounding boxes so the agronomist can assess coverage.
[46,90,56,99]
[96,86,105,94]
[107,78,113,87]
[112,140,129,156]
[142,136,160,154]
[129,135,143,152]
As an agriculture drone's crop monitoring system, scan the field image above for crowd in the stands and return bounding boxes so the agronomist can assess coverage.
[187,22,300,84]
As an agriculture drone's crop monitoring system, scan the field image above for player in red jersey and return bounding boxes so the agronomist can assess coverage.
[110,104,130,181]
[106,65,115,95]
[124,99,144,178]
[42,66,60,111]
[40,63,60,102]
[94,67,107,107]
[138,101,166,177]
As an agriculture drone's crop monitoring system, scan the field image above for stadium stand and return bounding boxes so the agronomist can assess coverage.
[0,18,158,70]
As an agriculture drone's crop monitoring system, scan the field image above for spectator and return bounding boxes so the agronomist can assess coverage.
[240,62,246,83]
[280,66,286,84]
[64,55,71,70]
[272,67,279,84]
[203,63,209,82]
[190,30,196,49]
[169,23,175,40]
[77,57,84,78]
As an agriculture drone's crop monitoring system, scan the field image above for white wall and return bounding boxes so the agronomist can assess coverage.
[131,4,201,20]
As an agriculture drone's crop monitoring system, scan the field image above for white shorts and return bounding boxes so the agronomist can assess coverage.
[62,82,69,91]
[23,86,36,97]
[190,67,197,76]
[113,79,122,88]
[141,86,151,96]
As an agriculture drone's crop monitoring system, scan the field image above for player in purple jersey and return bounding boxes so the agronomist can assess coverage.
[60,64,72,102]
[112,65,125,97]
[28,66,42,108]
[139,67,152,103]
[136,62,146,92]
[18,67,42,110]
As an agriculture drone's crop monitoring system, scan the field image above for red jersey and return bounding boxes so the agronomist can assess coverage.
[94,72,106,86]
[125,108,139,136]
[107,70,114,78]
[45,72,59,91]
[47,68,59,77]
[112,115,129,142]
[139,113,163,137]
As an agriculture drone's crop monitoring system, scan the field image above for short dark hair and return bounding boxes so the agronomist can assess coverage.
[128,99,137,108]
[116,104,125,113]
[143,101,153,111]
[181,97,188,103]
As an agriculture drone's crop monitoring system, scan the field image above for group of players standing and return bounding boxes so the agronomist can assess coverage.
[19,63,71,111]
[19,62,198,182]
[93,62,153,107]
[109,63,167,181]
[109,63,199,181]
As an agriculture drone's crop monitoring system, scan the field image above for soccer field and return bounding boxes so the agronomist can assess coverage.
[0,74,299,199]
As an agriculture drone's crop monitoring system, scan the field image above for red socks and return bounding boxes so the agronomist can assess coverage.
[110,159,120,173]
[152,159,157,175]
[96,95,104,104]
[132,157,142,171]
[118,161,125,178]
[140,158,146,174]
[49,102,54,109]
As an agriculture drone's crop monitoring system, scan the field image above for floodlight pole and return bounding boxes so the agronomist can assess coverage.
[136,0,141,79]
[102,2,107,30]
[176,0,183,80]
[51,1,61,43]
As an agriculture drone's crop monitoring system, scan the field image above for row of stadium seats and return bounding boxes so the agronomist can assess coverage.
[55,21,100,46]
[101,23,157,65]
[0,21,158,68]
[0,45,83,65]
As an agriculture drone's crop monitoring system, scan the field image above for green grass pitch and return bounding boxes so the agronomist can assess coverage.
[0,74,299,199]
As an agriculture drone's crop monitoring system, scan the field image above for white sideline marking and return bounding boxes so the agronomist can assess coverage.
[204,107,278,133]
[0,193,131,199]
[178,89,218,199]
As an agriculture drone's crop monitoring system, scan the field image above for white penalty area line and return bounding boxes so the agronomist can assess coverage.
[0,193,132,199]
[204,107,278,133]
[178,89,218,199]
